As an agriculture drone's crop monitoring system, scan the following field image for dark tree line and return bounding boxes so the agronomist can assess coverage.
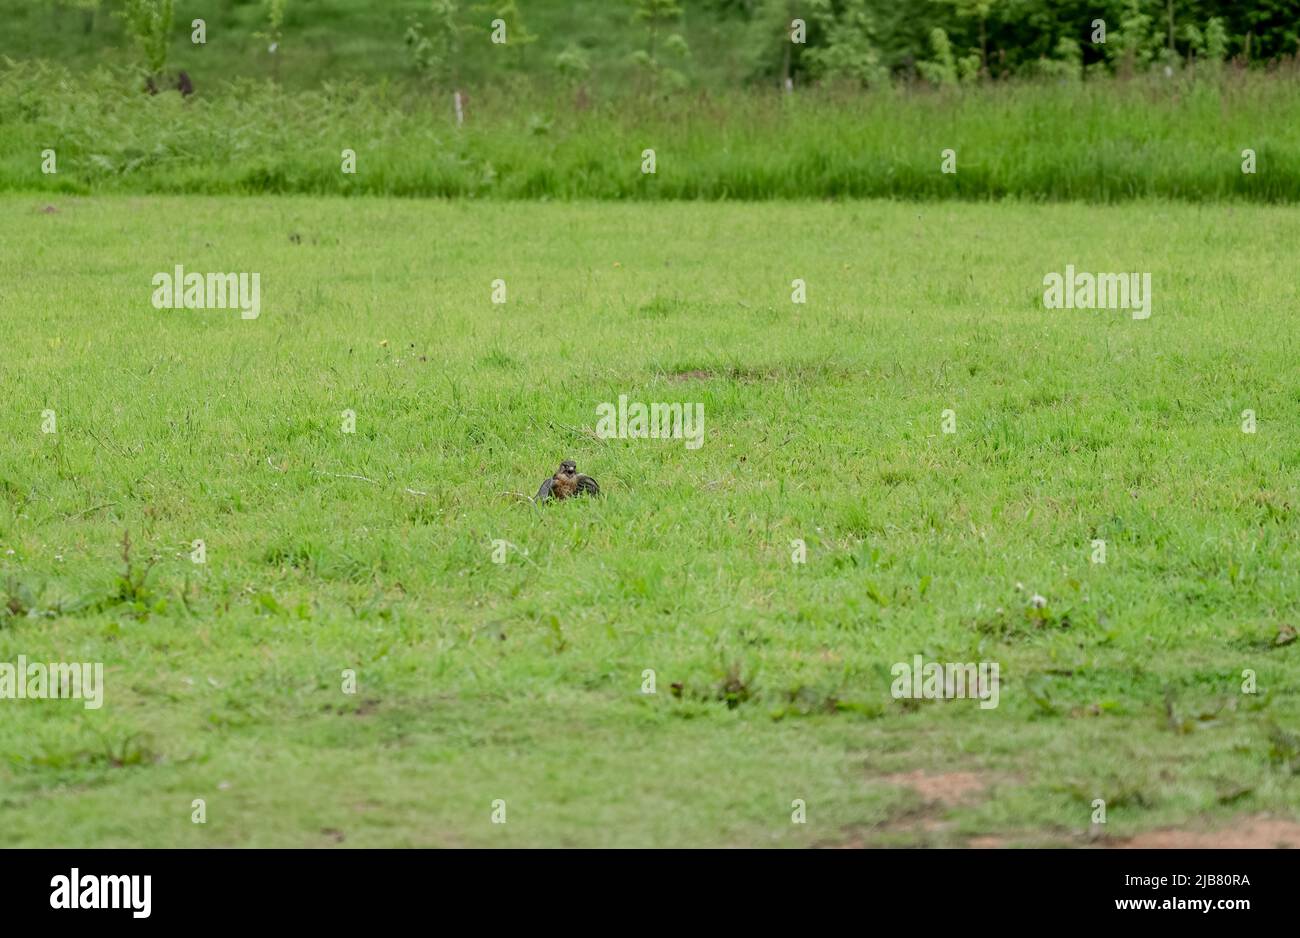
[713,0,1300,86]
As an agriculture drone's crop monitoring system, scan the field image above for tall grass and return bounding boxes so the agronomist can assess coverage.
[4,61,1299,201]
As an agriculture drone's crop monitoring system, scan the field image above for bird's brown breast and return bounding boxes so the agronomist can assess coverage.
[552,474,578,499]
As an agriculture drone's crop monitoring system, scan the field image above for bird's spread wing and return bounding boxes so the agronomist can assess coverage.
[534,478,555,501]
[576,475,600,496]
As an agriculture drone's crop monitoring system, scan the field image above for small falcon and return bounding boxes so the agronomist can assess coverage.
[535,459,600,502]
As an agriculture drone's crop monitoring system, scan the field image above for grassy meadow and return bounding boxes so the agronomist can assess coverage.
[6,61,1300,202]
[1,195,1297,846]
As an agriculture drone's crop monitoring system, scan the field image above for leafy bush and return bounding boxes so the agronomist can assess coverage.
[803,0,887,88]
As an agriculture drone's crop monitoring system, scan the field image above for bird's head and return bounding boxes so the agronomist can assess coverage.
[558,459,577,477]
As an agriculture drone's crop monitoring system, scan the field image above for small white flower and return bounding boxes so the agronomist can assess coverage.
[268,42,278,53]
[1014,581,1024,592]
[1030,594,1047,609]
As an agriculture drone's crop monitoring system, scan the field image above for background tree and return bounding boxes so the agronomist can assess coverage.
[120,0,174,87]
[1108,0,1160,74]
[254,0,289,82]
[803,0,889,87]
[475,0,538,67]
[742,0,809,88]
[405,0,462,86]
[916,27,958,85]
[943,0,995,77]
[1034,34,1082,81]
[631,0,691,87]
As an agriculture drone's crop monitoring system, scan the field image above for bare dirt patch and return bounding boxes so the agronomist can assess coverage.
[1116,815,1300,848]
[882,770,989,806]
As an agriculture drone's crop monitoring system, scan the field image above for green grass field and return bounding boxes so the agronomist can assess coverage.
[2,194,1297,846]
[7,61,1300,202]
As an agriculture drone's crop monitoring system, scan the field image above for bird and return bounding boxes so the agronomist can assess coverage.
[535,459,599,502]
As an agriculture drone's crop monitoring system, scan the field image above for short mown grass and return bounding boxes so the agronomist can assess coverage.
[0,195,1296,846]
